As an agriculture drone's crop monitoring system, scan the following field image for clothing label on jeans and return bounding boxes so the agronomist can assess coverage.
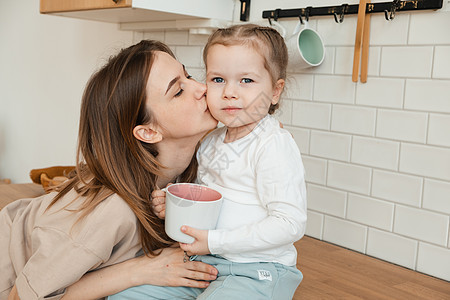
[257,270,272,281]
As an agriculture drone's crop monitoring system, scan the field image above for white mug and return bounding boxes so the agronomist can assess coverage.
[164,183,223,243]
[273,20,325,69]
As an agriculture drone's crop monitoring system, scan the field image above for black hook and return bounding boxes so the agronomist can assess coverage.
[334,3,347,23]
[385,0,400,21]
[298,14,304,25]
[305,6,312,22]
[268,8,281,26]
[304,6,312,22]
[274,8,281,21]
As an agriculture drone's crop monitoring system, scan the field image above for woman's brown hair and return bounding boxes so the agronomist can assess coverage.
[203,24,288,114]
[49,40,197,256]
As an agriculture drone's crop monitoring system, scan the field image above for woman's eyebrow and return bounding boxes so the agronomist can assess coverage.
[165,76,180,95]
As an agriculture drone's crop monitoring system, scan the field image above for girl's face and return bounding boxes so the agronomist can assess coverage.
[205,44,284,137]
[144,51,218,142]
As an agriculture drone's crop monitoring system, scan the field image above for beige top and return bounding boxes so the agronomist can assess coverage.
[0,189,141,300]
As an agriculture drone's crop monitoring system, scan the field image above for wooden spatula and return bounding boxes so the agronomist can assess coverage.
[352,0,367,82]
[360,0,371,83]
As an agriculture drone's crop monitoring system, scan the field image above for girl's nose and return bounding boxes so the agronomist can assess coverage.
[223,83,237,100]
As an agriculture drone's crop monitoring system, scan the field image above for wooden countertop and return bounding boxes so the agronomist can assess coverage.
[0,183,45,210]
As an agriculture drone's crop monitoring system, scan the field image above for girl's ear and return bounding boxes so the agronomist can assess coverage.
[271,79,285,105]
[133,124,162,144]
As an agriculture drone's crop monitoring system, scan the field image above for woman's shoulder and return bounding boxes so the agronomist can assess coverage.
[35,190,138,239]
[89,192,137,222]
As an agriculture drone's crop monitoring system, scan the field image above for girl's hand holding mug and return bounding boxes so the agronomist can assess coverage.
[180,226,211,256]
[151,188,168,219]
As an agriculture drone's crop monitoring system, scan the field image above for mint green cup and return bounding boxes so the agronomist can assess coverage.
[286,21,325,69]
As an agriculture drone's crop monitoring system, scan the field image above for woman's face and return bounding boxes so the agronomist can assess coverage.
[145,51,217,141]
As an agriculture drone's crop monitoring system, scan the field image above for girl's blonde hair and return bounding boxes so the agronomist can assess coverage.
[49,40,198,256]
[203,24,288,114]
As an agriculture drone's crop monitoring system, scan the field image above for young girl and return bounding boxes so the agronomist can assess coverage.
[110,24,307,300]
[1,40,219,300]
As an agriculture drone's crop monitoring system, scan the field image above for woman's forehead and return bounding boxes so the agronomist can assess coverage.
[147,51,182,95]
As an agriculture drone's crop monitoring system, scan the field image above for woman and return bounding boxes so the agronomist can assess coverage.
[2,40,218,300]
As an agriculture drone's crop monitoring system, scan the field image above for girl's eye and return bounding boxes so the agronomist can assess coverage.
[241,78,253,83]
[212,77,224,83]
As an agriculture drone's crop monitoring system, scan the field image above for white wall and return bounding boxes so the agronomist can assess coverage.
[0,0,133,183]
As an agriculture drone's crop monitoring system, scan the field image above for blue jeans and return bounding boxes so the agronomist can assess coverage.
[108,255,302,300]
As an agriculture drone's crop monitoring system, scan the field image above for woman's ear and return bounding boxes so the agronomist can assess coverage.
[271,79,285,105]
[133,124,162,144]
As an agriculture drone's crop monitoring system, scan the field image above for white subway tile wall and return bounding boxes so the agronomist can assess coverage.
[305,210,324,239]
[355,77,404,108]
[351,136,400,170]
[433,46,450,79]
[371,170,423,207]
[417,242,450,280]
[307,183,347,218]
[347,194,394,230]
[292,101,331,130]
[394,205,449,246]
[404,79,450,113]
[380,46,433,78]
[301,155,327,185]
[145,10,450,280]
[274,99,293,125]
[331,104,377,136]
[310,130,351,161]
[367,228,417,269]
[423,179,450,214]
[428,113,450,147]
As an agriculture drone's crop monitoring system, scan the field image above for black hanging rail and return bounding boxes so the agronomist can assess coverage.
[262,0,443,21]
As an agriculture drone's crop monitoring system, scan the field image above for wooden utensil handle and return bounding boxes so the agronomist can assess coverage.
[360,4,371,83]
[352,0,367,82]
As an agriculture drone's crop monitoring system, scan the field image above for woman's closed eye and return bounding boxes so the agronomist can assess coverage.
[175,74,194,97]
[174,88,184,97]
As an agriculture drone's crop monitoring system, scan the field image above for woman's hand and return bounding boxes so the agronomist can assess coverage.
[151,188,167,219]
[179,226,211,256]
[133,246,216,287]
[62,247,217,300]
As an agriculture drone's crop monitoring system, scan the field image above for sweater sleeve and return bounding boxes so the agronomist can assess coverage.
[15,227,104,300]
[15,195,139,300]
[208,133,307,254]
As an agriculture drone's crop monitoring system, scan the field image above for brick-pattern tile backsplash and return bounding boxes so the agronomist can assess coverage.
[145,9,450,281]
[367,228,417,269]
[404,79,450,113]
[278,10,450,281]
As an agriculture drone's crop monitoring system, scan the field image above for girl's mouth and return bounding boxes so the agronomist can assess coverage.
[223,107,241,112]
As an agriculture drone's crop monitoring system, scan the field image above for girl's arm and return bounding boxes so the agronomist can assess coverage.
[62,247,217,300]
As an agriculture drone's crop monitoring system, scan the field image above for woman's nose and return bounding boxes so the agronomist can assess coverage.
[193,81,207,100]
